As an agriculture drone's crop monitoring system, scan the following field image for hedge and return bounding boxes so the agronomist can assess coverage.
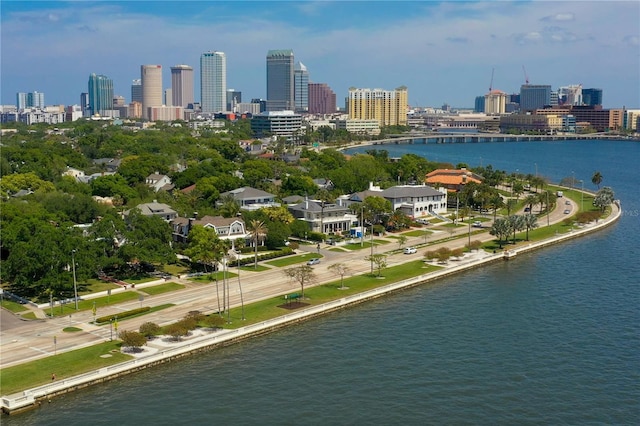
[96,306,151,324]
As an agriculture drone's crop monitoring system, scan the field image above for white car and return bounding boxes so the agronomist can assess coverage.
[472,221,483,228]
[403,247,417,254]
[307,258,321,265]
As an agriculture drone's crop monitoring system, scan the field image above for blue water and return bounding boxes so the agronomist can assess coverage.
[7,140,640,425]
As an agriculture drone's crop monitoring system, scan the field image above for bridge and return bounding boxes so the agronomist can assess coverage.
[372,132,637,145]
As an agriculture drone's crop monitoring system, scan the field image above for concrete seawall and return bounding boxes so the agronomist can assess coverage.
[1,201,621,415]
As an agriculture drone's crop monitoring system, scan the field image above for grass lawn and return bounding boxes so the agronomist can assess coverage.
[239,264,271,272]
[21,312,37,320]
[126,277,157,285]
[0,299,29,313]
[342,239,390,250]
[224,260,442,328]
[403,229,432,237]
[83,279,121,294]
[189,271,238,283]
[162,264,191,276]
[0,341,132,396]
[46,291,140,318]
[329,247,348,252]
[141,282,185,296]
[266,253,323,267]
[95,303,175,325]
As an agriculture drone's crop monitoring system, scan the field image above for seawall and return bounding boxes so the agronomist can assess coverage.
[1,200,621,415]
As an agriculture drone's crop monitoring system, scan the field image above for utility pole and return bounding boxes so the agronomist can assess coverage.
[71,249,78,310]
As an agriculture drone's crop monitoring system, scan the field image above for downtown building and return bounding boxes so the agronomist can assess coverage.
[16,91,45,109]
[484,90,507,114]
[141,65,163,120]
[171,65,194,109]
[308,83,336,115]
[88,74,114,116]
[294,61,309,113]
[266,49,294,111]
[347,87,408,127]
[519,84,552,111]
[200,51,226,113]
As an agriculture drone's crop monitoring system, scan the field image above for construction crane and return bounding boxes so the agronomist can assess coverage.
[522,65,529,84]
[489,67,495,92]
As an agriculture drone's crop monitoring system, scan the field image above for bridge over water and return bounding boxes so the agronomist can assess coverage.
[372,133,635,146]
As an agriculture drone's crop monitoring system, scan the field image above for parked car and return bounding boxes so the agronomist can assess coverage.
[307,258,321,265]
[416,218,430,225]
[565,200,571,205]
[403,247,417,254]
[472,221,483,228]
[563,209,571,214]
[524,207,530,212]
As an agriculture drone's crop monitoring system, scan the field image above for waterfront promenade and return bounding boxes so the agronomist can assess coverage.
[0,194,621,414]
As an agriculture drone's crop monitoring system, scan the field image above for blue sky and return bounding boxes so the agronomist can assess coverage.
[2,1,639,109]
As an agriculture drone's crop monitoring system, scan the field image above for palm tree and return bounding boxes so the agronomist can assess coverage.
[523,194,539,214]
[248,219,267,269]
[507,215,525,244]
[218,194,241,218]
[523,214,538,241]
[490,218,512,249]
[591,171,603,189]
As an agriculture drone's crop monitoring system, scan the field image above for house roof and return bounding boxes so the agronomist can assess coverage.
[221,186,275,200]
[289,199,349,213]
[425,168,483,185]
[381,185,444,199]
[132,202,176,216]
[174,215,244,228]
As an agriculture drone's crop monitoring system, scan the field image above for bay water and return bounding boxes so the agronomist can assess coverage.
[7,140,639,425]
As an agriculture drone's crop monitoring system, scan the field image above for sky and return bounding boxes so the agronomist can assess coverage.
[2,0,639,109]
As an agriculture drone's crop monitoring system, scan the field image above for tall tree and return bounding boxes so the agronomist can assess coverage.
[523,214,538,241]
[328,263,350,290]
[248,219,267,269]
[283,265,315,299]
[365,253,388,277]
[490,218,512,249]
[591,171,603,189]
[593,187,615,211]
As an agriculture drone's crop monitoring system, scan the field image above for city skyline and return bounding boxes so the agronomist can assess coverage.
[1,1,639,109]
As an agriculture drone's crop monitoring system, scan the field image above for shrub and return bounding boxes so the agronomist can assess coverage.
[139,321,161,338]
[119,330,147,350]
[96,306,150,324]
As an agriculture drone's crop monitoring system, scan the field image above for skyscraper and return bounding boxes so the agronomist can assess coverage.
[131,79,142,103]
[141,65,163,120]
[308,83,336,114]
[200,51,226,113]
[583,88,603,106]
[520,84,551,111]
[294,62,309,112]
[266,49,294,111]
[171,65,194,109]
[484,90,507,114]
[226,89,242,112]
[347,87,408,126]
[88,74,113,116]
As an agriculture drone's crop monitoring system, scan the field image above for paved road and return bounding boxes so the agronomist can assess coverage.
[0,195,575,369]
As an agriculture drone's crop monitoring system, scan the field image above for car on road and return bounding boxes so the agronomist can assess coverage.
[472,221,483,228]
[403,247,417,254]
[524,207,530,212]
[563,209,571,214]
[307,258,321,265]
[565,200,571,205]
[415,218,430,225]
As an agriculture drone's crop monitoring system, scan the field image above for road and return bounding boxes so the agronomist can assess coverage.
[0,195,575,369]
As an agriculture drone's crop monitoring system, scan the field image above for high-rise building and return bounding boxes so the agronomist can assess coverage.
[141,65,163,120]
[558,85,583,106]
[474,96,485,113]
[294,62,309,112]
[266,49,294,111]
[582,88,603,107]
[226,89,242,112]
[484,90,507,114]
[308,83,336,114]
[17,91,45,109]
[171,65,194,109]
[520,84,551,111]
[347,87,408,126]
[200,51,226,113]
[131,79,142,103]
[88,74,114,116]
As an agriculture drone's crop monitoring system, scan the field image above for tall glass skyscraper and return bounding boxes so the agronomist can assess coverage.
[266,49,294,111]
[582,88,603,106]
[200,51,226,113]
[294,62,309,112]
[88,73,113,116]
[131,79,142,103]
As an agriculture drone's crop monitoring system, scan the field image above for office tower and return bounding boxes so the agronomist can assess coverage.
[171,65,194,108]
[519,84,551,111]
[582,88,603,106]
[308,83,336,114]
[141,65,163,120]
[17,91,45,109]
[88,73,114,116]
[347,87,408,126]
[16,92,27,109]
[294,62,309,112]
[200,51,226,113]
[80,93,90,116]
[226,89,242,112]
[474,96,485,113]
[558,85,582,106]
[251,98,268,113]
[164,89,172,106]
[266,49,294,111]
[113,96,125,107]
[131,79,142,103]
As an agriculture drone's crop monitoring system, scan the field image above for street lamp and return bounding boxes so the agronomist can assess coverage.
[71,249,78,310]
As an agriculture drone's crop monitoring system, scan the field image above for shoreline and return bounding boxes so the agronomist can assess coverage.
[1,199,622,415]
